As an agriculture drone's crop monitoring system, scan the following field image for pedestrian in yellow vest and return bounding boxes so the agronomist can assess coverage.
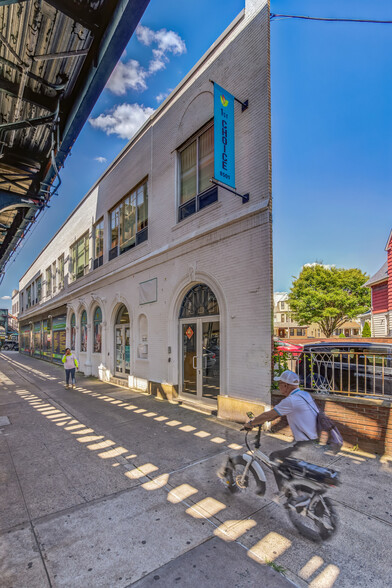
[61,348,79,389]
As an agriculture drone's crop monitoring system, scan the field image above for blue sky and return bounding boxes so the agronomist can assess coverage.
[1,0,391,309]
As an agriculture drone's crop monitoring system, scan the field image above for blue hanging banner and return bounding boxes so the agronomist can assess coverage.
[214,83,235,189]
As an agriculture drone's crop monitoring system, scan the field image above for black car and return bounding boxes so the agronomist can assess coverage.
[1,340,19,351]
[297,342,392,396]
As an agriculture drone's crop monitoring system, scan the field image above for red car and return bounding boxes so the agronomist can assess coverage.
[275,339,303,357]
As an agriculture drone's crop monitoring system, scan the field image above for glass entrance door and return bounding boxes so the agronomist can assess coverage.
[202,321,220,400]
[115,327,124,374]
[182,323,197,395]
[115,326,131,376]
[181,318,220,402]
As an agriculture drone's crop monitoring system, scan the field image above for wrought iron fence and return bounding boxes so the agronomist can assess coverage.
[274,350,392,397]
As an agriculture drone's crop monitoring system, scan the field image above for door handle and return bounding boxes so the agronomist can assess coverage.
[192,355,197,369]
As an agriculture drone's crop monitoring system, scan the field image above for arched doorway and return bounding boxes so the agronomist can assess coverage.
[114,305,130,376]
[179,284,220,403]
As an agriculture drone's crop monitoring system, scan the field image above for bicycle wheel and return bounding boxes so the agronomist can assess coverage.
[226,456,266,495]
[285,484,338,542]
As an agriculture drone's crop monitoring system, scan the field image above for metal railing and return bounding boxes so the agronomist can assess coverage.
[274,350,392,397]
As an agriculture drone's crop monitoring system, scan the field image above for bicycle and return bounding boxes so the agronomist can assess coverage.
[218,419,340,542]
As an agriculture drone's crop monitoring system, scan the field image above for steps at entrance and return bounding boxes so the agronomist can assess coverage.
[178,398,217,416]
[110,376,128,388]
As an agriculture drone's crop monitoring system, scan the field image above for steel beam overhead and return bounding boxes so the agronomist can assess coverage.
[0,0,151,278]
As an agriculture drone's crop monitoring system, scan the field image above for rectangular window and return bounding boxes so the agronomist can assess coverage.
[52,261,57,293]
[290,328,295,336]
[58,255,64,289]
[93,220,104,269]
[36,276,42,303]
[109,179,148,261]
[109,205,121,260]
[27,286,31,308]
[178,124,216,221]
[46,267,52,297]
[71,233,89,280]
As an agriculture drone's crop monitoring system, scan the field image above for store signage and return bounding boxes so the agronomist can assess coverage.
[186,327,194,340]
[214,83,235,189]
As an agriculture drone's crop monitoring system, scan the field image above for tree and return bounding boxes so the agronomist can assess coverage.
[288,264,371,338]
[362,322,371,337]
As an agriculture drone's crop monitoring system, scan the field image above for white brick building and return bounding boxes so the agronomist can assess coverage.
[17,0,272,419]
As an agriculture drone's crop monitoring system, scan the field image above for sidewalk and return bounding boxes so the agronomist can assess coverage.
[1,352,392,588]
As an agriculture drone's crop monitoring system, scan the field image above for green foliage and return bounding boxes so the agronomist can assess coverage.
[362,322,371,337]
[272,341,289,390]
[265,560,286,574]
[288,264,371,338]
[338,332,346,338]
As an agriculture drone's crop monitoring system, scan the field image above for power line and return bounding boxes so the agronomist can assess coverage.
[270,14,392,24]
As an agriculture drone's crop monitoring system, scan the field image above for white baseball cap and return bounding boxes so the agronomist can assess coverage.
[274,370,299,385]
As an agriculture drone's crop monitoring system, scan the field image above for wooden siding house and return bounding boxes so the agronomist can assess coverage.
[364,229,392,336]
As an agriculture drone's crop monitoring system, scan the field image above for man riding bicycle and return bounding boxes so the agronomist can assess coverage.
[244,369,319,489]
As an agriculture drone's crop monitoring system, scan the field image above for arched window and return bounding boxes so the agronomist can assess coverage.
[93,307,102,353]
[80,310,87,352]
[116,304,129,324]
[70,313,76,350]
[179,284,219,318]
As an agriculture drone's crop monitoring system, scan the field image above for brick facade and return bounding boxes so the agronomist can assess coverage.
[272,392,392,457]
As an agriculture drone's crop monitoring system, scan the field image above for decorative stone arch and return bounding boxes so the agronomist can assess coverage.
[108,294,132,330]
[167,271,228,391]
[176,90,213,146]
[87,295,106,324]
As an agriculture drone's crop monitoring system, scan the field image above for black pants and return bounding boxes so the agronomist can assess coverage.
[270,440,316,490]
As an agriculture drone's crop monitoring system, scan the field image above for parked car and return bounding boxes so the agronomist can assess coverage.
[297,342,392,396]
[275,339,303,357]
[203,347,216,369]
[1,340,19,351]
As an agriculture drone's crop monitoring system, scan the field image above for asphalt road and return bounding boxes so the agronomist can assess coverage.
[1,352,391,588]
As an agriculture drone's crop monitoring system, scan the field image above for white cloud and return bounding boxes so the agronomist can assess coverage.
[137,25,186,55]
[106,59,148,95]
[89,103,154,140]
[136,25,186,74]
[105,26,186,97]
[156,90,171,103]
[1,296,11,300]
[304,263,335,269]
[95,157,107,163]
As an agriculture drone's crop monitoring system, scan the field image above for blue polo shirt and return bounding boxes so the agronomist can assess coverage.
[274,388,318,442]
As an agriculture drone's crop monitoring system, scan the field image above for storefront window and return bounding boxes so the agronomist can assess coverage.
[70,313,76,350]
[93,307,102,353]
[80,310,87,352]
[52,316,66,362]
[43,318,52,357]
